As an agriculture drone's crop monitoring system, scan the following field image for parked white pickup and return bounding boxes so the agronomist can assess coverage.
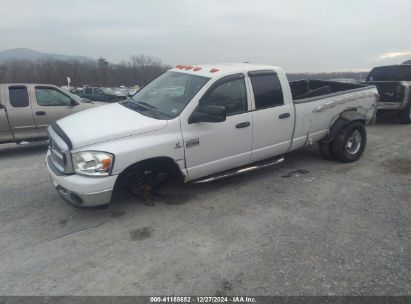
[46,63,378,207]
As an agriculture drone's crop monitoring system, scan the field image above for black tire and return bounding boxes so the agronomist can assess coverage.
[125,162,169,199]
[319,142,335,160]
[398,99,411,124]
[331,121,367,163]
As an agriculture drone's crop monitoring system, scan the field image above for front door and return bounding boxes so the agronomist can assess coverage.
[181,74,253,180]
[93,88,110,102]
[31,85,76,137]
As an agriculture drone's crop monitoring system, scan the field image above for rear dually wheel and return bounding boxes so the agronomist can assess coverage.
[331,121,367,162]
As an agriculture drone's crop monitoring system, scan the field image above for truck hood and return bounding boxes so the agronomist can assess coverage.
[56,103,168,148]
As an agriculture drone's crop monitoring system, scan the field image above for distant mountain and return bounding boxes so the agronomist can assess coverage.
[0,48,95,62]
[403,59,411,64]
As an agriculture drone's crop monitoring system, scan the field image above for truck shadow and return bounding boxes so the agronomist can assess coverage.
[375,111,401,124]
[0,142,48,158]
[110,146,320,208]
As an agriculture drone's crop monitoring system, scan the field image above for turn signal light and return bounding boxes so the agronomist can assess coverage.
[101,158,112,171]
[210,68,219,73]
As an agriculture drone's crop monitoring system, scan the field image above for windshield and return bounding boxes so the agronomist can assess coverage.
[63,90,90,103]
[366,65,411,81]
[123,71,210,119]
[100,87,114,94]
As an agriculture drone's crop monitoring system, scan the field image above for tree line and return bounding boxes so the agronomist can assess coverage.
[0,55,170,87]
[0,55,370,87]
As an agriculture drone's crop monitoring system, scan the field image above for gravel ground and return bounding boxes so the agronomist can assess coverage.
[0,113,410,296]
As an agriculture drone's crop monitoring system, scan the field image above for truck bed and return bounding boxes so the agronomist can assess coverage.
[289,79,370,102]
[288,82,378,152]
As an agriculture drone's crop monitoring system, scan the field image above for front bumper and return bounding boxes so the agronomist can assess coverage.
[46,151,117,207]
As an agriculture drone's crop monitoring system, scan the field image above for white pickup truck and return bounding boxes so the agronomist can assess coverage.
[46,63,378,207]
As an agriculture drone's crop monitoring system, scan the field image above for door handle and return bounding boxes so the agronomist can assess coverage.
[236,122,250,128]
[35,111,46,116]
[279,113,291,119]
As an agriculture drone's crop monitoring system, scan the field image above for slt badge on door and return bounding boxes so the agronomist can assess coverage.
[185,138,200,147]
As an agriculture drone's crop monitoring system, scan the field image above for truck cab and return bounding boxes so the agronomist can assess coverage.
[0,83,99,144]
[80,87,127,103]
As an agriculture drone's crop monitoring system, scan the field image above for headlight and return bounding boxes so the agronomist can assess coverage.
[72,151,114,177]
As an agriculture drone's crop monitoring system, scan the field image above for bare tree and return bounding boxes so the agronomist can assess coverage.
[0,54,169,87]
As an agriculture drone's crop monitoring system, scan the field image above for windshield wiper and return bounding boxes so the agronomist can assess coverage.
[120,99,145,111]
[136,101,157,110]
[121,99,172,120]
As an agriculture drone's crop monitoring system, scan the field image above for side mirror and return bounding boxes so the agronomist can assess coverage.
[188,105,226,124]
[70,99,80,106]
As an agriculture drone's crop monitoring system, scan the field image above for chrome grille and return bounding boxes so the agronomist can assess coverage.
[50,139,66,172]
[47,125,73,174]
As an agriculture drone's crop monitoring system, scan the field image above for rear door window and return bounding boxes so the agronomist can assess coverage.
[249,72,284,109]
[9,86,29,108]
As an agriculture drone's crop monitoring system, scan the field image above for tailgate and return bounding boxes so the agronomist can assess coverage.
[364,81,404,103]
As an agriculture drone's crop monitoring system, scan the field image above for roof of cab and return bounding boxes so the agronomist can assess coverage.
[170,63,283,78]
[371,64,411,69]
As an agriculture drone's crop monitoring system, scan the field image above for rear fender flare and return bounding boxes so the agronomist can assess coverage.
[320,110,366,144]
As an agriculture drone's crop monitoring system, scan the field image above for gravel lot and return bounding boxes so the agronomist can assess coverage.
[0,113,410,296]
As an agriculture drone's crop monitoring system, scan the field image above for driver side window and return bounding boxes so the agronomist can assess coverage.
[35,87,71,106]
[201,77,247,116]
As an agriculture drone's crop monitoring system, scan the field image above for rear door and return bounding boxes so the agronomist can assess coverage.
[4,85,39,140]
[31,85,76,137]
[248,70,294,162]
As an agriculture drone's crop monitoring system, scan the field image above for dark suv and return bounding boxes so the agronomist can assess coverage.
[79,87,127,103]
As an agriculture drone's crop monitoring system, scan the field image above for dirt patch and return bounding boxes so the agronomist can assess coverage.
[129,227,153,241]
[215,280,233,296]
[281,169,310,178]
[110,210,126,218]
[140,193,193,206]
[383,159,411,174]
[160,193,193,205]
[58,219,67,226]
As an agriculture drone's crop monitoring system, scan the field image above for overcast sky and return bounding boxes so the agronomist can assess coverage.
[0,0,410,72]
